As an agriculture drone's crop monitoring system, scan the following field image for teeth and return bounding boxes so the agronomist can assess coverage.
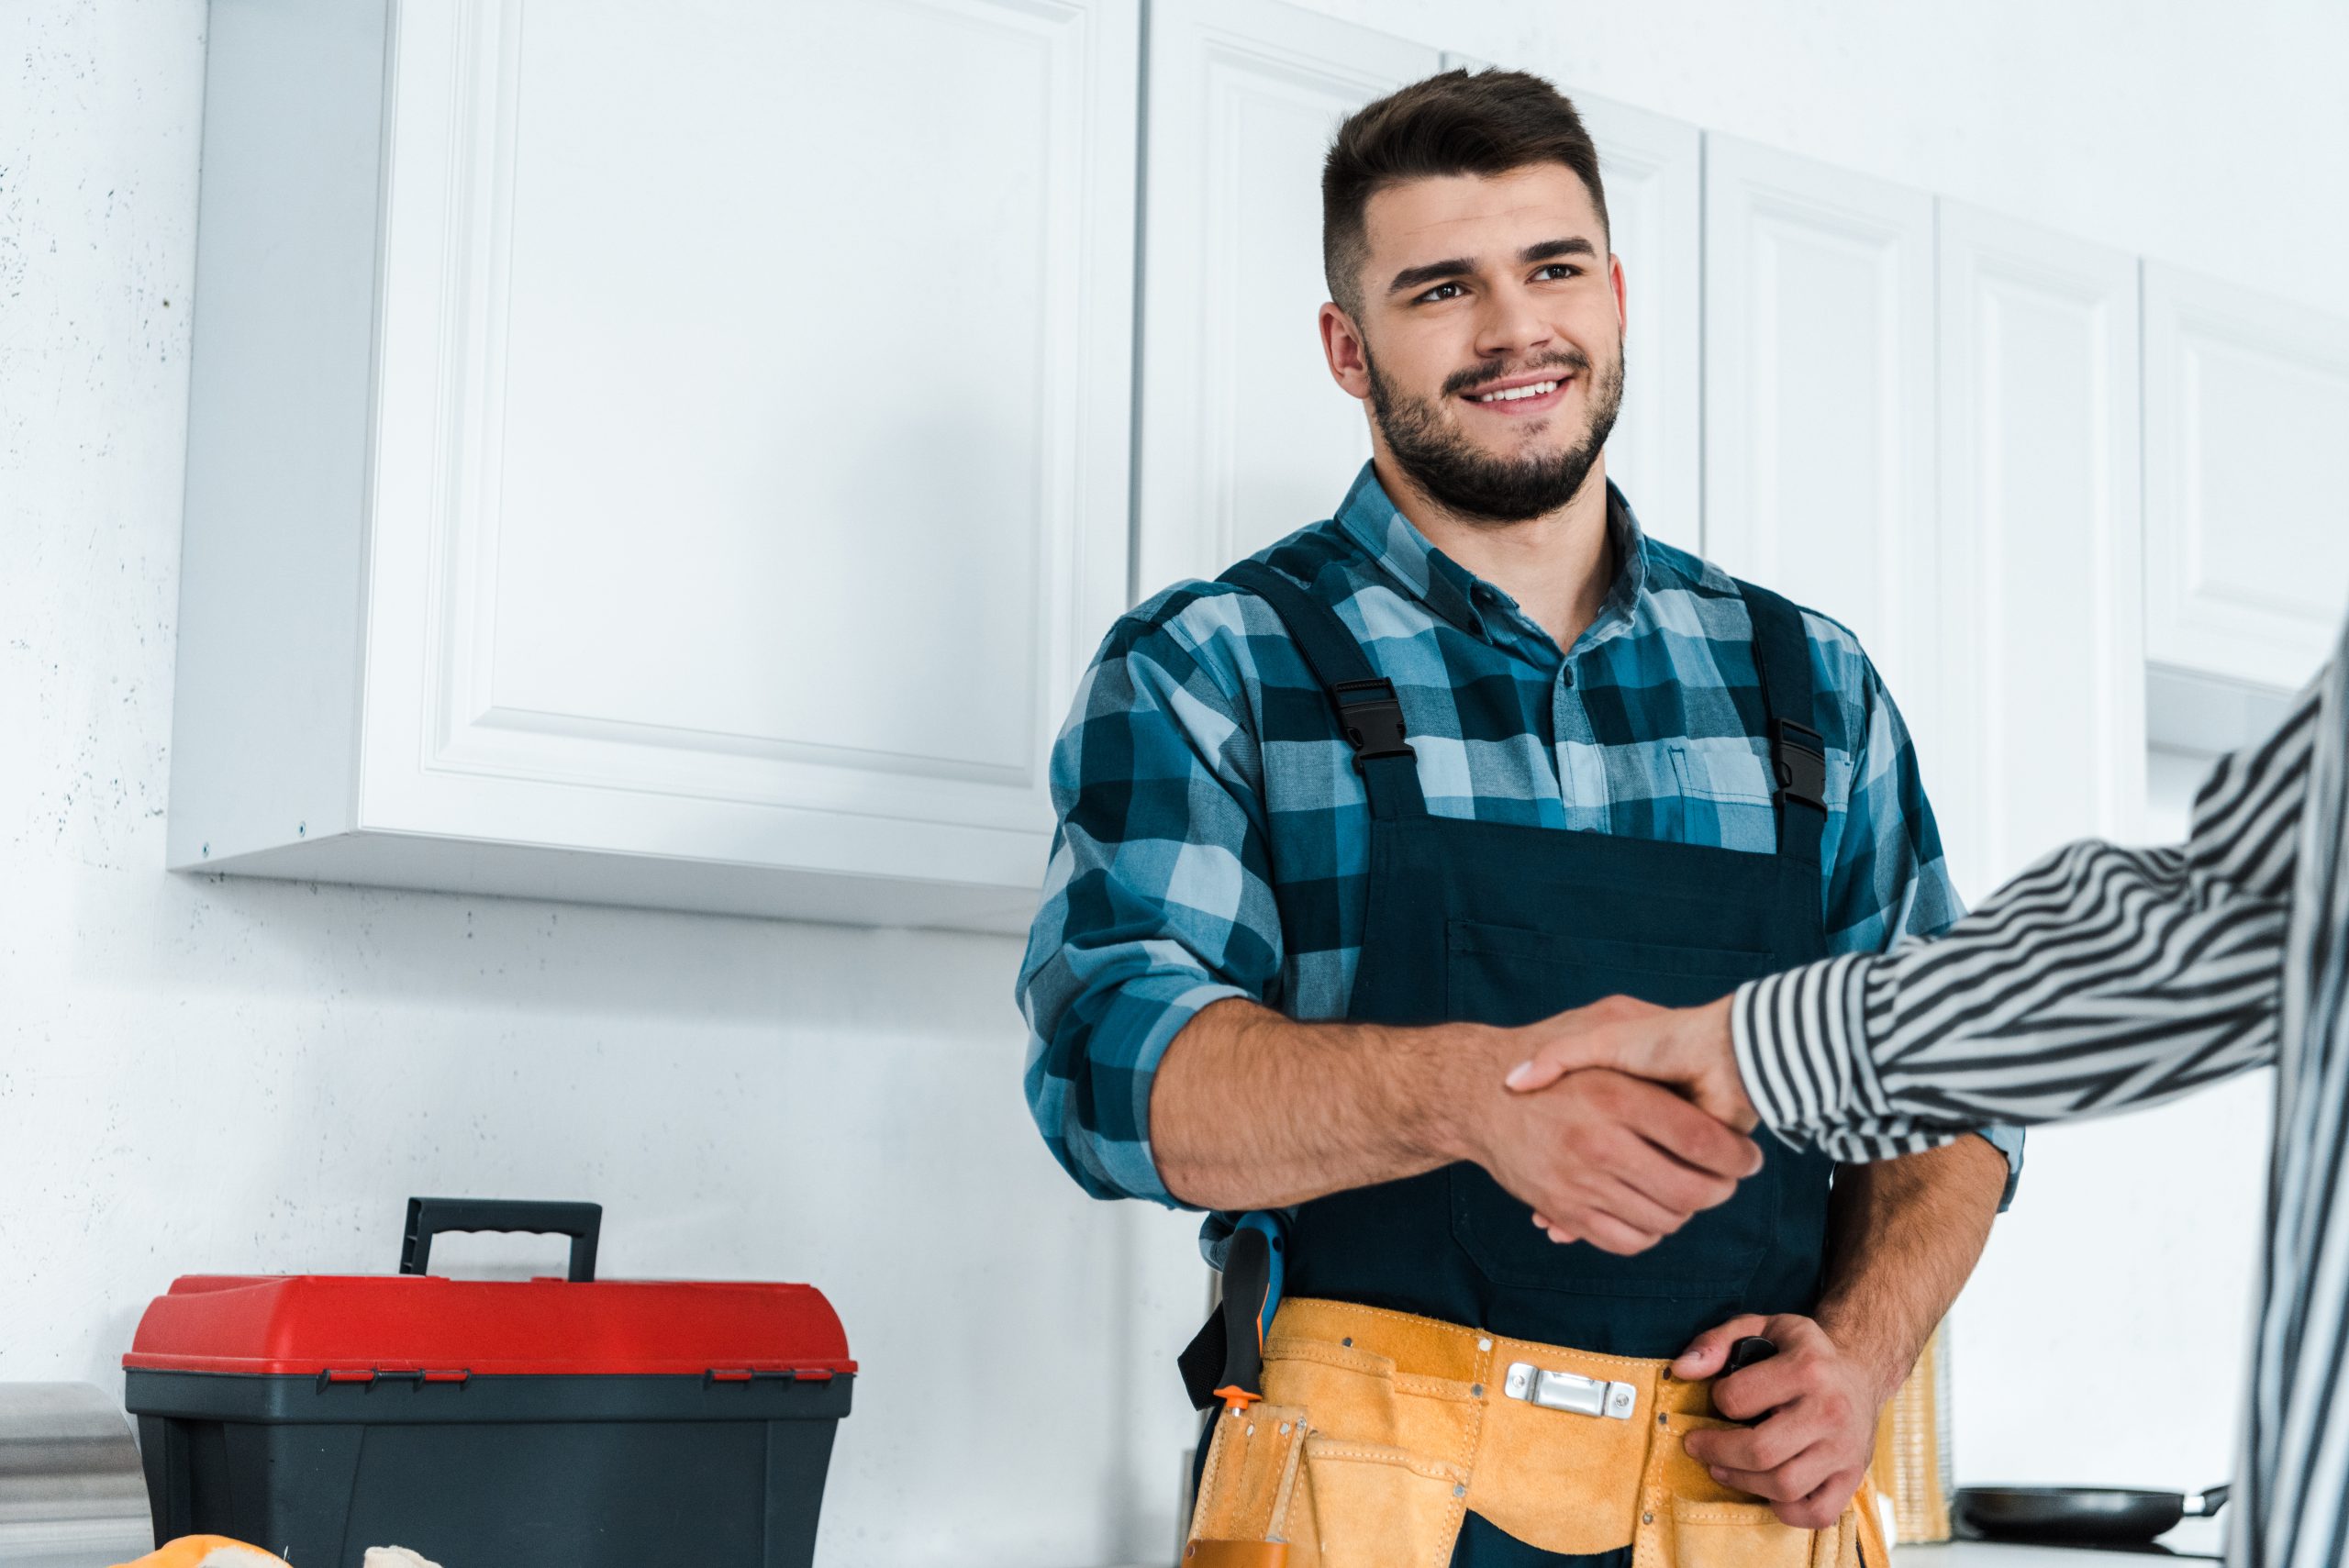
[1473,380,1560,403]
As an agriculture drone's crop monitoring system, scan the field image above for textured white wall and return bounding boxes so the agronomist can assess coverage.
[5,3,2334,1564]
[0,6,1200,1566]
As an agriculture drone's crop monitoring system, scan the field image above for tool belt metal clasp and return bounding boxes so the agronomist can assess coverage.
[1503,1361,1638,1419]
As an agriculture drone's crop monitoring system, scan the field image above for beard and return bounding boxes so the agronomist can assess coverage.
[1366,340,1625,525]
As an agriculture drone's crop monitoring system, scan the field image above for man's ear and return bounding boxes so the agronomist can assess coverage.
[1611,252,1628,336]
[1319,302,1373,401]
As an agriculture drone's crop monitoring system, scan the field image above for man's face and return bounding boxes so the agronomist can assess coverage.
[1323,163,1626,524]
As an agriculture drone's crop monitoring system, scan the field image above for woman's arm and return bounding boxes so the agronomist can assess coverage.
[1735,673,2320,1155]
[1503,666,2326,1154]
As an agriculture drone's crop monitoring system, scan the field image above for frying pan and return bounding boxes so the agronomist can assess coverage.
[1954,1483,2230,1547]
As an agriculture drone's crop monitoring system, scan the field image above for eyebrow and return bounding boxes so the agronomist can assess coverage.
[1386,236,1599,296]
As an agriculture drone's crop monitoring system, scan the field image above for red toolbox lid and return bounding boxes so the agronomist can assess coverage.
[122,1199,855,1380]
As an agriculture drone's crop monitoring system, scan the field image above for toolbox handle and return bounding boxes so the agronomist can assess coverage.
[400,1197,603,1283]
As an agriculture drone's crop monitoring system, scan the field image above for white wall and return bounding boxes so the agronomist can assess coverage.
[1932,745,2272,1494]
[6,4,2335,1564]
[0,6,1201,1566]
[1292,0,2349,317]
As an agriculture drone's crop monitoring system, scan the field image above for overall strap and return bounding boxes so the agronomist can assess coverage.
[1736,581,1828,870]
[1219,560,1428,821]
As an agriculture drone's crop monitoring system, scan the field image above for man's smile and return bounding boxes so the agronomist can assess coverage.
[1460,371,1574,416]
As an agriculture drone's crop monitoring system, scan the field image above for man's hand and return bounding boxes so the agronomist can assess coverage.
[1675,1315,1887,1530]
[1147,997,1762,1222]
[1504,995,1756,1131]
[1465,1063,1763,1255]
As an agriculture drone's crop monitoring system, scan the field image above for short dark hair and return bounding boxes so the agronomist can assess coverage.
[1321,69,1609,318]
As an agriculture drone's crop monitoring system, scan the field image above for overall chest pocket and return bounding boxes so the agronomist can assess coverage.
[1444,918,1782,1299]
[1445,918,1772,1017]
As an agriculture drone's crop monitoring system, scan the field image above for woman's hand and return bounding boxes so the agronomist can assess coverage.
[1503,995,1756,1131]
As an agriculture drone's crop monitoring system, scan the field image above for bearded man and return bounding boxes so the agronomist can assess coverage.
[1018,68,2021,1568]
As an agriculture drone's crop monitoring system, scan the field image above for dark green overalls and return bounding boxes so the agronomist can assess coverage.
[1216,555,1842,1568]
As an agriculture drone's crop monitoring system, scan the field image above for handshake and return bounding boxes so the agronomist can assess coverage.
[1466,991,1900,1530]
[1479,993,1758,1256]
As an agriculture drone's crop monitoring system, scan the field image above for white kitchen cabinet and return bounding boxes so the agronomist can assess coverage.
[1132,0,1439,596]
[2143,261,2349,692]
[1702,136,1941,746]
[1934,204,2144,903]
[168,0,1139,931]
[1569,93,1702,555]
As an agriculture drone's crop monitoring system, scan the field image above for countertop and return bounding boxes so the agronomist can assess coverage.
[1118,1518,2227,1567]
[1900,1550,2215,1566]
[1898,1517,2225,1563]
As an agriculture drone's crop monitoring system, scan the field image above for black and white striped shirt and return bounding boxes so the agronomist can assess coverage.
[1732,617,2347,1568]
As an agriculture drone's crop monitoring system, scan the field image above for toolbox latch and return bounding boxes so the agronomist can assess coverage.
[707,1366,839,1385]
[319,1365,470,1390]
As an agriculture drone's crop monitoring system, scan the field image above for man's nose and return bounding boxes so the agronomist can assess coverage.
[1473,284,1553,361]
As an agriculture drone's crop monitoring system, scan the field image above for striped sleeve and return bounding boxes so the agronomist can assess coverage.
[1732,678,2322,1162]
[2248,630,2349,1568]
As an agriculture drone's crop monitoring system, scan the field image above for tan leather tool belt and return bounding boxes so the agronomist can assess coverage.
[1186,1297,1887,1568]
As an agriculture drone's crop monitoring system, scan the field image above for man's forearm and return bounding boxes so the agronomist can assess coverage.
[1812,1135,2007,1403]
[1149,997,1496,1210]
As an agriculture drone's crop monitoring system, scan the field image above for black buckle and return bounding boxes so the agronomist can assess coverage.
[1331,678,1413,772]
[1771,718,1827,811]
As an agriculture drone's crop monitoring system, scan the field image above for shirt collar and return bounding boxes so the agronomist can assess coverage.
[1331,461,1652,653]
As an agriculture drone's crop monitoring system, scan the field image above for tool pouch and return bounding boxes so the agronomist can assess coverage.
[1188,1405,1472,1568]
[1187,1403,1309,1566]
[1190,1301,1891,1568]
[1637,1496,1876,1568]
[1633,1409,1887,1568]
[1293,1432,1468,1568]
[1190,1398,1886,1568]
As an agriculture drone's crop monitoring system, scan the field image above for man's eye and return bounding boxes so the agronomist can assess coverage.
[1414,282,1465,304]
[1534,263,1583,282]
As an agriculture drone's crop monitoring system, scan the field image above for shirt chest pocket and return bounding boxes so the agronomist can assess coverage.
[1664,739,1779,853]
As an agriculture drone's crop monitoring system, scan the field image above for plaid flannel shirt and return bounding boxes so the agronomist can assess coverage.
[1019,462,2017,1211]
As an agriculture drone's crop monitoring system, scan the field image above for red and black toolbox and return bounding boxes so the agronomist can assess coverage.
[121,1199,855,1567]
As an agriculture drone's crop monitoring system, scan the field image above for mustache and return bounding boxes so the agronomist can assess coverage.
[1442,349,1593,400]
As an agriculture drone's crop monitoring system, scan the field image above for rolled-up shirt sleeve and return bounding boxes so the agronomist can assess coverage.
[1017,590,1279,1207]
[1734,675,2321,1161]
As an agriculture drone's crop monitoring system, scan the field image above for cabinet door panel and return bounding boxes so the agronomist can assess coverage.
[1134,0,1439,595]
[1937,205,2143,902]
[1571,93,1700,555]
[1704,137,1938,740]
[2144,263,2349,690]
[361,0,1136,873]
